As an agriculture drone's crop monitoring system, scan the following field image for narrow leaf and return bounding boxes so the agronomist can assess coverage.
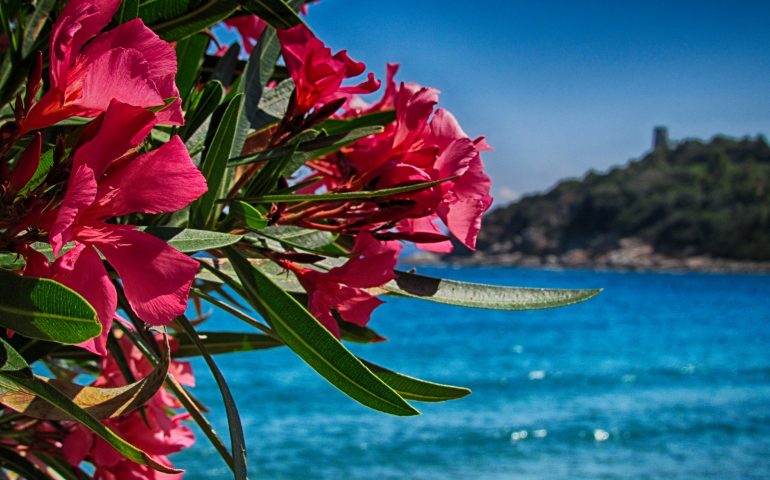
[241,0,304,29]
[230,201,269,230]
[387,271,602,310]
[149,0,238,42]
[242,26,281,128]
[318,110,396,137]
[0,270,100,344]
[173,331,281,357]
[0,371,178,474]
[175,34,209,100]
[224,247,419,416]
[190,93,244,228]
[360,359,471,403]
[177,316,248,479]
[114,322,236,473]
[251,78,293,130]
[210,43,241,87]
[0,338,28,371]
[115,0,139,23]
[17,148,53,196]
[237,176,456,203]
[181,80,225,143]
[0,338,169,420]
[141,227,243,252]
[21,0,55,58]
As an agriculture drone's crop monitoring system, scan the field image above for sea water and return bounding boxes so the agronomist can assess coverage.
[175,267,770,479]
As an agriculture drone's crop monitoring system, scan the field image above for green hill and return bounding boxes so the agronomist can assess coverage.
[463,130,770,266]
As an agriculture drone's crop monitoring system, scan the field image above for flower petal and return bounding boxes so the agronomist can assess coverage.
[52,245,116,356]
[77,19,183,125]
[88,225,199,326]
[438,157,493,251]
[92,136,207,217]
[49,0,121,90]
[72,100,157,178]
[50,101,156,252]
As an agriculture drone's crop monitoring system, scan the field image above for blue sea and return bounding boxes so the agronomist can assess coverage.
[175,267,770,479]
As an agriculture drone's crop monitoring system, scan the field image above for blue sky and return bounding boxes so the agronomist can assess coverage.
[300,1,770,204]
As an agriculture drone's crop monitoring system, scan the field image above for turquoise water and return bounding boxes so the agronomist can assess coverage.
[175,267,770,479]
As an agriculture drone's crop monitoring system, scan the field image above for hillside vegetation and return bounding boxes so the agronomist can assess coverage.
[472,133,770,262]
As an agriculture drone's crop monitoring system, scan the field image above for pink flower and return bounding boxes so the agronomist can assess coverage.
[287,233,400,337]
[277,24,379,116]
[21,0,183,132]
[22,101,207,355]
[300,65,493,252]
[224,16,267,56]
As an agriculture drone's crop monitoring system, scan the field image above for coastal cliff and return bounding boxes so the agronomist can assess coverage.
[426,130,770,272]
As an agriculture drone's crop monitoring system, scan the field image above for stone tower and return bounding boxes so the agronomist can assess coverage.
[653,126,669,151]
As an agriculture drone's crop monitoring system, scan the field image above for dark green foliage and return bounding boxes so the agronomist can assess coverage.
[475,134,770,260]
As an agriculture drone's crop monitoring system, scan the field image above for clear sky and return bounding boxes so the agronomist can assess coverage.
[302,0,770,204]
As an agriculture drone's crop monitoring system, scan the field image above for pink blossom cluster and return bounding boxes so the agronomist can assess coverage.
[0,0,203,474]
[9,0,205,355]
[270,26,493,335]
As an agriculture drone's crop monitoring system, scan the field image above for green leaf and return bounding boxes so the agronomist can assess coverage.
[146,0,238,42]
[282,125,385,175]
[319,110,396,137]
[0,337,170,420]
[180,80,225,143]
[115,0,140,23]
[173,331,281,357]
[0,338,28,372]
[387,271,602,310]
[230,201,269,230]
[0,252,24,269]
[140,227,243,252]
[253,225,338,252]
[0,370,179,474]
[210,42,241,87]
[251,78,294,130]
[190,93,244,228]
[17,148,53,196]
[237,176,456,203]
[241,26,281,129]
[339,321,387,344]
[360,359,471,403]
[21,0,55,58]
[241,0,304,29]
[175,34,209,100]
[223,247,419,416]
[230,126,384,181]
[0,269,100,344]
[177,316,248,480]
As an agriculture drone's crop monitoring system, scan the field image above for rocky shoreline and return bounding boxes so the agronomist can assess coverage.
[405,238,770,273]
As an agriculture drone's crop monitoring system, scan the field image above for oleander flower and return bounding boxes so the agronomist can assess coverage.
[21,0,183,132]
[22,100,207,355]
[299,65,493,252]
[277,24,379,116]
[285,233,400,336]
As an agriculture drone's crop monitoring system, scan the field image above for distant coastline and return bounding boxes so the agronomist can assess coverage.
[406,237,770,273]
[439,129,770,273]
